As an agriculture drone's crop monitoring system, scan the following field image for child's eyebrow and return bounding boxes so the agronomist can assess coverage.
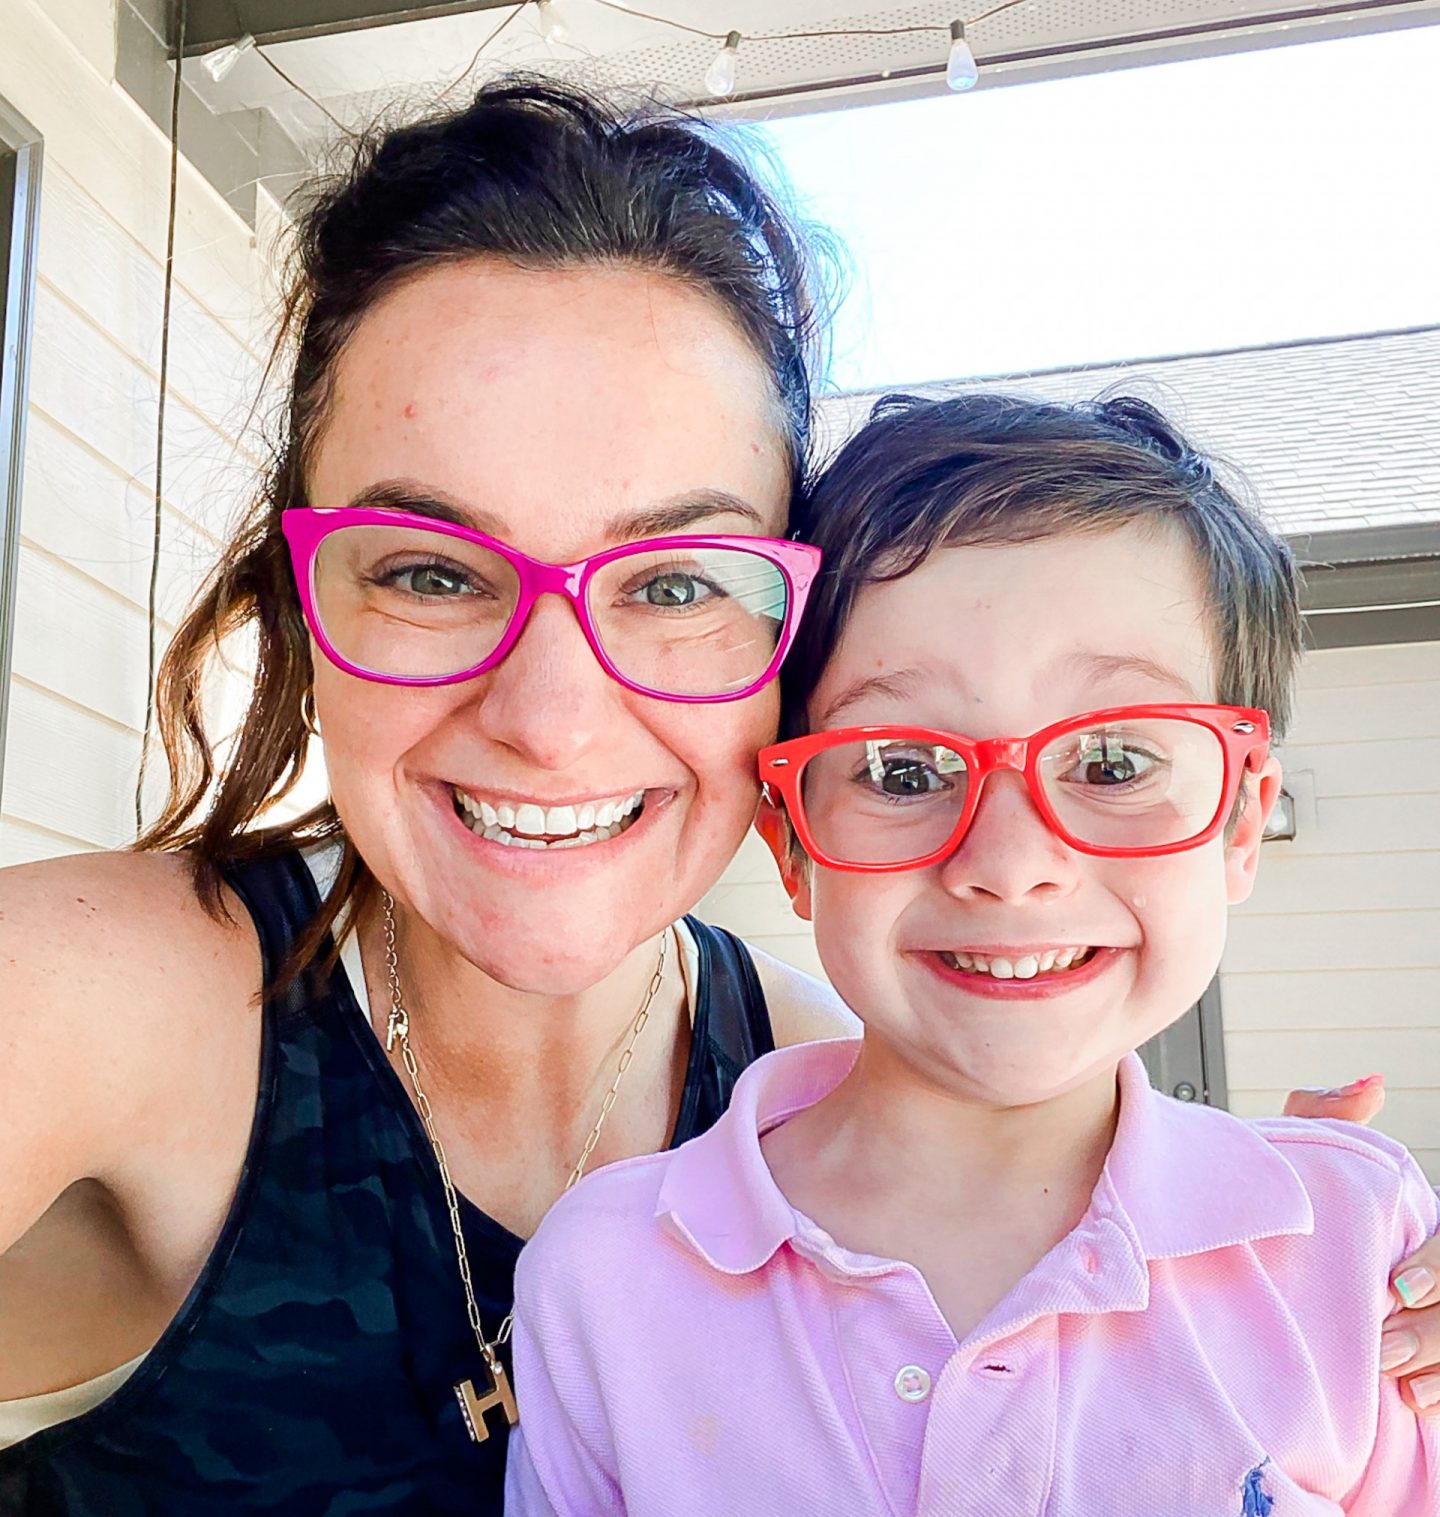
[1064,651,1202,697]
[816,667,925,726]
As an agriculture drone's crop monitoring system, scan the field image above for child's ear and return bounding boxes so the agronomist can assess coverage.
[755,792,813,922]
[1225,755,1282,905]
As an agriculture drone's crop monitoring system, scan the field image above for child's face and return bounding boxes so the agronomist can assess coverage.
[786,522,1280,1109]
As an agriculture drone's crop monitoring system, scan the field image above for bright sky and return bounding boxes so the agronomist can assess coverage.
[758,24,1440,392]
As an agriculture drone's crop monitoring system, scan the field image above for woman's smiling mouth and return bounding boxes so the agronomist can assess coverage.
[452,785,647,850]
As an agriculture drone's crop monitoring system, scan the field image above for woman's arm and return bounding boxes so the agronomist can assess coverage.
[0,851,261,1383]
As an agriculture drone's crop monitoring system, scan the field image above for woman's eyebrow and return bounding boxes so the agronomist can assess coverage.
[344,480,508,537]
[604,490,765,541]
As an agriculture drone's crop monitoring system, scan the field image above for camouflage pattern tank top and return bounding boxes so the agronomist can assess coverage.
[0,848,774,1514]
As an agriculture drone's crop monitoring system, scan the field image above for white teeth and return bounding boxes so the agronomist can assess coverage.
[455,785,646,851]
[515,803,546,836]
[941,947,1094,980]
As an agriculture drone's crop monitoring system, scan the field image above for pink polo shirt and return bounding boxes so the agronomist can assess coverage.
[506,1040,1439,1515]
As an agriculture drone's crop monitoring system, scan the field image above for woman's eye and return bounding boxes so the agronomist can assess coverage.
[636,572,714,609]
[391,563,473,597]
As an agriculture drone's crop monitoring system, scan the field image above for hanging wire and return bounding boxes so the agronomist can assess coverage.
[254,46,361,137]
[137,0,186,832]
[587,0,1033,44]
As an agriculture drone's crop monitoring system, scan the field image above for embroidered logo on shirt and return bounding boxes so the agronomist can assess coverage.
[1240,1459,1275,1516]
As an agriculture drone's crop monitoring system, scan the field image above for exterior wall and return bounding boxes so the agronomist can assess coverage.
[0,0,278,865]
[1222,639,1440,1183]
[698,639,1440,1182]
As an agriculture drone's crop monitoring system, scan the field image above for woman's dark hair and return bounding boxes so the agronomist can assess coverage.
[137,75,829,963]
[786,391,1302,741]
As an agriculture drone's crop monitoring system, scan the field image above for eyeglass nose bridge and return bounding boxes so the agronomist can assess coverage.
[972,735,1031,775]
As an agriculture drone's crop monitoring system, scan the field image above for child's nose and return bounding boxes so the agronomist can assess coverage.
[937,771,1080,904]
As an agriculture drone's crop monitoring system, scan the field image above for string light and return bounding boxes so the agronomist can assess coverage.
[946,20,979,91]
[200,32,255,82]
[535,0,568,45]
[705,30,742,97]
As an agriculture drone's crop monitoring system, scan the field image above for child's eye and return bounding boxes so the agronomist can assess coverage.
[1065,735,1162,787]
[853,744,956,798]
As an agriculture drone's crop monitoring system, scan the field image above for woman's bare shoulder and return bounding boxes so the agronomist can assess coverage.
[742,941,860,1047]
[0,849,258,997]
[0,850,263,1248]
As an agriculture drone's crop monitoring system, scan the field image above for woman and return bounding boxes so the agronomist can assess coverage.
[0,78,1435,1516]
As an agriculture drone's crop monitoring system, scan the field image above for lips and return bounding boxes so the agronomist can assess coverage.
[921,944,1123,998]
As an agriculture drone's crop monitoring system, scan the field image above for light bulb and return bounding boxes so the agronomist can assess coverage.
[705,31,741,97]
[200,33,255,83]
[946,20,978,92]
[536,0,567,45]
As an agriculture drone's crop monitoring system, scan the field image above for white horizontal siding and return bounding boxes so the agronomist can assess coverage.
[0,0,277,866]
[1221,640,1440,1182]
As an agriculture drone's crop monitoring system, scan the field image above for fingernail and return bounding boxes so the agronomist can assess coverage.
[1325,1074,1384,1097]
[1394,1265,1437,1308]
[1380,1328,1419,1371]
[1413,1371,1440,1411]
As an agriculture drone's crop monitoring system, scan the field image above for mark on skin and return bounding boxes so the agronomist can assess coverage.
[402,402,418,419]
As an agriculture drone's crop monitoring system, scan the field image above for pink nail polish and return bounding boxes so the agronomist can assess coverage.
[1394,1265,1437,1308]
[1413,1371,1440,1411]
[1380,1328,1419,1371]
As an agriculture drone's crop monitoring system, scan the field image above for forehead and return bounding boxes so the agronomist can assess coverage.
[813,524,1217,728]
[309,260,790,552]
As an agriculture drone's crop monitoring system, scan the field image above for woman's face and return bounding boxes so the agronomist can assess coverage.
[307,261,791,994]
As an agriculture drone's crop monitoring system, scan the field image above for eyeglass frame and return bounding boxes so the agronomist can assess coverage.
[281,506,822,704]
[758,703,1272,871]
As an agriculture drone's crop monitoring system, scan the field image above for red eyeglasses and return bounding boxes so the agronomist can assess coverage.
[759,704,1271,871]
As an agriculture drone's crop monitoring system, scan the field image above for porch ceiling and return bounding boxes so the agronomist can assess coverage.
[175,0,1440,155]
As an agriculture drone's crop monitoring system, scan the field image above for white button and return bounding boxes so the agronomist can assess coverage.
[894,1365,931,1402]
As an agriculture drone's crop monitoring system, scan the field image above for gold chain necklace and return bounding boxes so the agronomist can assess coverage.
[380,888,668,1443]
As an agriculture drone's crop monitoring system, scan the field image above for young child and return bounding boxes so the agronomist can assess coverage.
[504,394,1439,1515]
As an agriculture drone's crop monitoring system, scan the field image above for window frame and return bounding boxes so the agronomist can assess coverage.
[0,98,42,815]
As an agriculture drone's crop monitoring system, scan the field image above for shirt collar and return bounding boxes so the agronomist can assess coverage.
[656,1038,861,1273]
[655,1040,1314,1279]
[1103,1052,1314,1259]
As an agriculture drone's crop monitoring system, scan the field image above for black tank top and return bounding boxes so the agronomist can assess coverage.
[0,848,775,1515]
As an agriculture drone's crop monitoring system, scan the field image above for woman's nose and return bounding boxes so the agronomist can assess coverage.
[937,771,1081,904]
[461,595,624,769]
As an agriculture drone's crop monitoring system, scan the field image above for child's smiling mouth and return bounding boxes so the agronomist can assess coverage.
[937,946,1097,981]
[920,944,1125,998]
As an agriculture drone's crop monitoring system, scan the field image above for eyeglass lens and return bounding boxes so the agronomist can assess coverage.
[310,524,790,696]
[797,717,1228,864]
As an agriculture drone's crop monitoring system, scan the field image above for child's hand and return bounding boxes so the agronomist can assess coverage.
[1381,1236,1440,1417]
[1283,1074,1387,1125]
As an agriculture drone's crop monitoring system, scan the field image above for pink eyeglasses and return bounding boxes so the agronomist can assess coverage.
[760,704,1271,869]
[282,507,821,704]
